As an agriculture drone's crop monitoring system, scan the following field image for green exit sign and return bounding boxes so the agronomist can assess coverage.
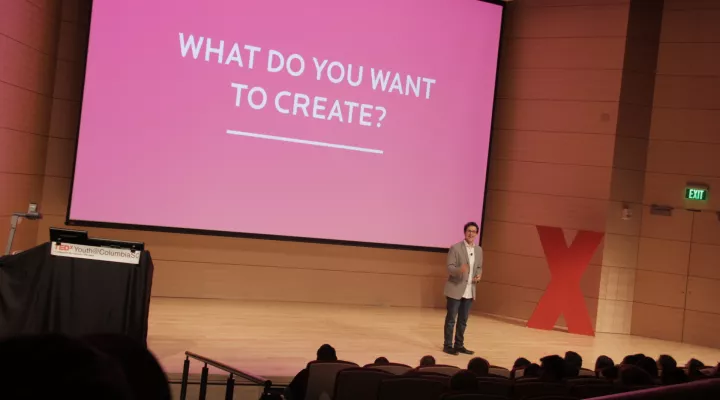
[685,187,708,201]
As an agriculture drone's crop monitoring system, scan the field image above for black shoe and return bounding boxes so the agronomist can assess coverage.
[454,347,474,355]
[443,346,459,355]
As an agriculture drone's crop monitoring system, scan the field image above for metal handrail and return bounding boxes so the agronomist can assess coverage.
[180,351,274,400]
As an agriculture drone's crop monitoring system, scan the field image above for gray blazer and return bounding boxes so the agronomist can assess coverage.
[444,241,483,300]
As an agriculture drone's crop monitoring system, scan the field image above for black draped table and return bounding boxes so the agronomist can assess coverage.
[0,242,154,345]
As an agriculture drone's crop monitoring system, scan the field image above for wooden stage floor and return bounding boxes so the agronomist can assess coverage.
[147,297,720,380]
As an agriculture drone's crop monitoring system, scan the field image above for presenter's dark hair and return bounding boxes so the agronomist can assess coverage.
[464,222,479,233]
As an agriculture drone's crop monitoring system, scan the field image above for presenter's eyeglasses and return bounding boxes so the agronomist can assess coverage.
[467,230,478,235]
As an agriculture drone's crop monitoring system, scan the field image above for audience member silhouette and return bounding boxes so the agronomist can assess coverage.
[661,367,690,385]
[373,357,390,365]
[0,334,132,400]
[467,357,490,377]
[512,357,531,378]
[564,351,582,377]
[686,358,706,378]
[84,333,171,400]
[619,364,654,386]
[657,354,677,375]
[285,344,337,400]
[636,356,659,379]
[601,365,619,381]
[539,355,567,382]
[523,363,541,378]
[419,355,436,367]
[595,355,614,375]
[513,357,531,369]
[450,370,479,392]
[622,354,645,366]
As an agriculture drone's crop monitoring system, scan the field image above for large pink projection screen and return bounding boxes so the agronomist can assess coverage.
[67,0,504,250]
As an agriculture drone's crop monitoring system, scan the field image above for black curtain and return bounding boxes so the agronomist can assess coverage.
[0,242,153,345]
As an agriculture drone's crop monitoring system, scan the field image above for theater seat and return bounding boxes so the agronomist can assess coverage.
[304,360,358,400]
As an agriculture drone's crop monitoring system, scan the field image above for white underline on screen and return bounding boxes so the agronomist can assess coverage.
[226,130,384,154]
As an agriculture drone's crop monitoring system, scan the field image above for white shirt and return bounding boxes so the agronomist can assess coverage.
[463,241,475,299]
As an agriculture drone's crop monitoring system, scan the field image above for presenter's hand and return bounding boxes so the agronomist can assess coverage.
[460,264,469,274]
[472,276,481,283]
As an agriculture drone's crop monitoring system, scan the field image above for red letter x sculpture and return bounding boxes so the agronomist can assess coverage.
[527,226,604,336]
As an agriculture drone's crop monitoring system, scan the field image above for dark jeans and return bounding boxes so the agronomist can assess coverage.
[444,296,473,348]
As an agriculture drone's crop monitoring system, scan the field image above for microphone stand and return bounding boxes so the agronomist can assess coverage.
[4,212,42,256]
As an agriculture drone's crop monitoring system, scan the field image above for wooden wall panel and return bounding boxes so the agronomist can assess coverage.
[656,43,720,76]
[650,109,720,145]
[664,0,720,11]
[636,237,690,276]
[488,160,612,200]
[685,277,720,315]
[43,137,75,178]
[633,270,687,309]
[482,251,549,291]
[660,9,720,43]
[486,191,610,232]
[596,298,632,334]
[52,59,84,101]
[631,302,684,342]
[497,69,622,102]
[0,174,44,216]
[57,21,84,62]
[39,176,71,216]
[639,208,693,242]
[0,129,47,175]
[612,137,648,170]
[500,38,626,70]
[481,221,545,257]
[48,99,80,139]
[609,168,644,203]
[646,140,720,178]
[643,0,720,348]
[615,103,652,139]
[654,75,720,110]
[602,234,639,269]
[599,266,635,302]
[61,0,92,25]
[490,130,615,167]
[1,0,61,254]
[688,244,720,280]
[0,1,59,53]
[0,35,55,95]
[504,4,629,38]
[618,72,655,107]
[683,310,720,349]
[494,99,618,135]
[475,284,539,321]
[0,82,52,135]
[692,211,720,246]
[513,0,630,7]
[151,260,448,309]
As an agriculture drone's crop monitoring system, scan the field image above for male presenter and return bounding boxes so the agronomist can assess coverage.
[443,221,482,355]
